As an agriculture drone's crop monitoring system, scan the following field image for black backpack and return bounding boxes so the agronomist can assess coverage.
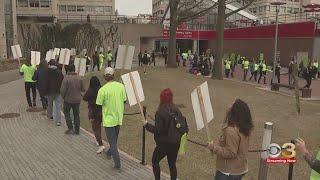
[167,111,188,144]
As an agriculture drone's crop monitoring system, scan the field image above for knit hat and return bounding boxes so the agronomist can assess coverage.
[160,88,173,104]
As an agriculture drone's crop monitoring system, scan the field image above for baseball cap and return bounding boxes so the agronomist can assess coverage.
[104,67,114,75]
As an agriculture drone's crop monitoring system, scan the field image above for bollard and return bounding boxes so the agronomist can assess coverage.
[258,122,273,180]
[141,106,147,165]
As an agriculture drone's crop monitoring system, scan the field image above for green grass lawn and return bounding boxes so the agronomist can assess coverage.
[79,67,320,180]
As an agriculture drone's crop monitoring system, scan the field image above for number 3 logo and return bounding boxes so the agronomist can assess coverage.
[281,143,296,159]
[268,143,296,159]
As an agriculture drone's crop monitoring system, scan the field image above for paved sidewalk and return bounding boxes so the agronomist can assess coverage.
[0,79,167,180]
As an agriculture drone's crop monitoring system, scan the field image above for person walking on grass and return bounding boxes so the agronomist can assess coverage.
[145,88,188,180]
[60,64,85,134]
[83,76,105,153]
[20,58,37,108]
[96,67,127,172]
[208,99,253,180]
[143,50,149,74]
[46,60,64,125]
[33,60,49,110]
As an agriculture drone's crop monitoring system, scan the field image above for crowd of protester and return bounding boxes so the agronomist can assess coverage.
[17,46,320,180]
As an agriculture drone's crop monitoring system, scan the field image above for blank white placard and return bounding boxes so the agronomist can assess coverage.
[121,71,145,106]
[115,45,135,70]
[31,51,40,66]
[191,81,214,130]
[74,58,86,76]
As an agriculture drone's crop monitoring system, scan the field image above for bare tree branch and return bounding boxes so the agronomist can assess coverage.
[178,4,218,23]
[225,0,255,17]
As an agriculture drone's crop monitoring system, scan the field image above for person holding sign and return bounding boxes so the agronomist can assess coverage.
[98,52,105,71]
[32,60,49,110]
[106,50,113,68]
[20,59,37,107]
[207,99,253,180]
[60,65,85,134]
[83,76,105,154]
[96,67,127,172]
[295,138,320,174]
[145,88,188,180]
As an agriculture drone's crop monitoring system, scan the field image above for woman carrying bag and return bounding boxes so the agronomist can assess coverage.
[145,88,188,180]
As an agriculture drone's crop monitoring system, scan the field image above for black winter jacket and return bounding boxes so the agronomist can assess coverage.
[47,65,64,95]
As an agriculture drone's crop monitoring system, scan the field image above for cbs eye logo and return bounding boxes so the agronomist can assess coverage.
[268,143,296,159]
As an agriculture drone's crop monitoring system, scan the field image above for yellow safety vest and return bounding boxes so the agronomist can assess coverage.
[225,61,231,70]
[243,60,249,69]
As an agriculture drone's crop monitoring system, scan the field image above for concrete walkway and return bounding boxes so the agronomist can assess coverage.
[0,79,168,180]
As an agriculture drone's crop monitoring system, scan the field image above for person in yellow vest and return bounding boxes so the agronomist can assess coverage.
[249,60,259,82]
[106,50,113,68]
[258,60,267,84]
[20,59,37,108]
[224,59,231,78]
[98,52,104,70]
[182,51,189,67]
[242,58,250,81]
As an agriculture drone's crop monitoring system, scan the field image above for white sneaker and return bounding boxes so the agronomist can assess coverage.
[96,146,105,154]
[95,140,99,146]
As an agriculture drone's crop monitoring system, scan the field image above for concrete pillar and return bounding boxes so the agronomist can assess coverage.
[0,0,7,59]
[193,40,197,55]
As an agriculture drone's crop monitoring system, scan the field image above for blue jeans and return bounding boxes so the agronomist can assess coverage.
[47,94,62,123]
[105,126,121,168]
[214,171,245,180]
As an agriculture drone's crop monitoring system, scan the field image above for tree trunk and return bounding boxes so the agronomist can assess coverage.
[213,0,225,80]
[167,0,179,68]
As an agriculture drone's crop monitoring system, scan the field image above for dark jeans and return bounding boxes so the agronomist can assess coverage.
[243,69,248,81]
[214,171,245,180]
[225,69,230,78]
[38,90,48,109]
[25,82,37,107]
[105,126,121,168]
[92,63,99,71]
[107,61,112,67]
[152,143,180,180]
[64,102,80,133]
[249,71,257,81]
[258,71,266,84]
[91,117,103,146]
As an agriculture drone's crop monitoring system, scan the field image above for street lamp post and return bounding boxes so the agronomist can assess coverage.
[271,2,286,83]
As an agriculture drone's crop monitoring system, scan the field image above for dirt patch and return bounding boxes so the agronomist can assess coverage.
[0,113,20,119]
[0,59,26,72]
[27,107,44,112]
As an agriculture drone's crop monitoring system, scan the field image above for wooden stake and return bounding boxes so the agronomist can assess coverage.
[14,46,21,67]
[196,87,212,143]
[129,72,146,125]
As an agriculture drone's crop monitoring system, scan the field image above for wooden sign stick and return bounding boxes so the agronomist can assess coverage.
[196,87,212,143]
[15,46,21,67]
[129,72,146,125]
[63,49,67,72]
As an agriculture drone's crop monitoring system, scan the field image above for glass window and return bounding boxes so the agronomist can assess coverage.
[40,0,50,7]
[259,6,263,12]
[60,5,66,12]
[252,7,257,13]
[77,6,84,12]
[17,0,28,7]
[67,5,76,12]
[104,6,112,12]
[29,0,39,7]
[287,7,292,13]
[95,6,103,13]
[266,5,270,11]
[294,8,299,13]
